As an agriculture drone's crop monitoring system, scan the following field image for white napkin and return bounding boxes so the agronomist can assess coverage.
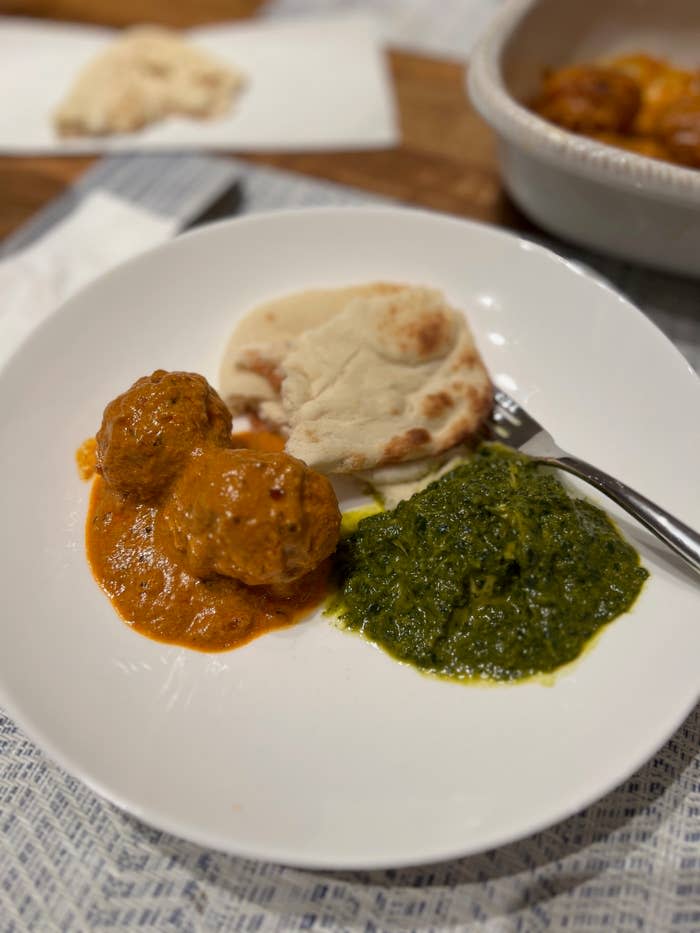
[0,14,397,154]
[0,191,176,368]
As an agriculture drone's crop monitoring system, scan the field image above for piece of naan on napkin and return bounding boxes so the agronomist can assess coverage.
[54,26,245,137]
[219,283,492,474]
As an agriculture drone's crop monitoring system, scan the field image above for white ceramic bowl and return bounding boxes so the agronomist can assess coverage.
[469,0,700,277]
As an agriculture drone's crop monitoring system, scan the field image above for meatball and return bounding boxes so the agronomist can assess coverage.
[633,69,699,135]
[607,53,667,89]
[96,370,232,500]
[533,65,641,134]
[161,447,341,586]
[656,97,700,166]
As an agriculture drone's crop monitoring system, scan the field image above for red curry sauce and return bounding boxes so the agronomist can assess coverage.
[84,431,332,652]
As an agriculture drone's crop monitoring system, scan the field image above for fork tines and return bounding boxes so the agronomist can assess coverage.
[489,388,541,449]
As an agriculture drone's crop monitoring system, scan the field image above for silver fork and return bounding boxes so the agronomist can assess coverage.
[490,388,700,576]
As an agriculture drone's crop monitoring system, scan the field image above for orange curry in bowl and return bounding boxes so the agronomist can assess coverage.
[531,53,700,168]
[80,370,341,652]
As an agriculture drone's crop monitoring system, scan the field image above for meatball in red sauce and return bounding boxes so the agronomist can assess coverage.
[95,369,232,500]
[161,447,341,587]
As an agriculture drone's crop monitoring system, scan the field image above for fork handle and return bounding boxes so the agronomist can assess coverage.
[542,455,700,576]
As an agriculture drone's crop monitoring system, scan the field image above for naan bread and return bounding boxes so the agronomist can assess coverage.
[54,26,244,137]
[218,284,404,429]
[282,287,492,472]
[218,283,492,474]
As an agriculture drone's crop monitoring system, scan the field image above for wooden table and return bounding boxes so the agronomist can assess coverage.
[0,0,534,240]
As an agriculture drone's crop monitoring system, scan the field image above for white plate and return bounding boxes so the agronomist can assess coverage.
[0,207,698,870]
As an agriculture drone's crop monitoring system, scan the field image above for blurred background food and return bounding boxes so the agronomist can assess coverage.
[532,54,700,167]
[469,0,700,277]
[0,0,515,242]
[54,25,245,137]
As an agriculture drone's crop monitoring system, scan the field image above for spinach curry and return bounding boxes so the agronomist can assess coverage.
[333,444,648,682]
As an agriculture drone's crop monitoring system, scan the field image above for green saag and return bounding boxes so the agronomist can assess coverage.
[333,444,648,682]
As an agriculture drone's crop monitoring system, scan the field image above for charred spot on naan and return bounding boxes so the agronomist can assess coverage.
[440,384,494,448]
[376,304,455,363]
[392,385,491,464]
[422,391,455,419]
[238,348,285,394]
[302,426,320,444]
[383,428,431,463]
[451,347,480,370]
